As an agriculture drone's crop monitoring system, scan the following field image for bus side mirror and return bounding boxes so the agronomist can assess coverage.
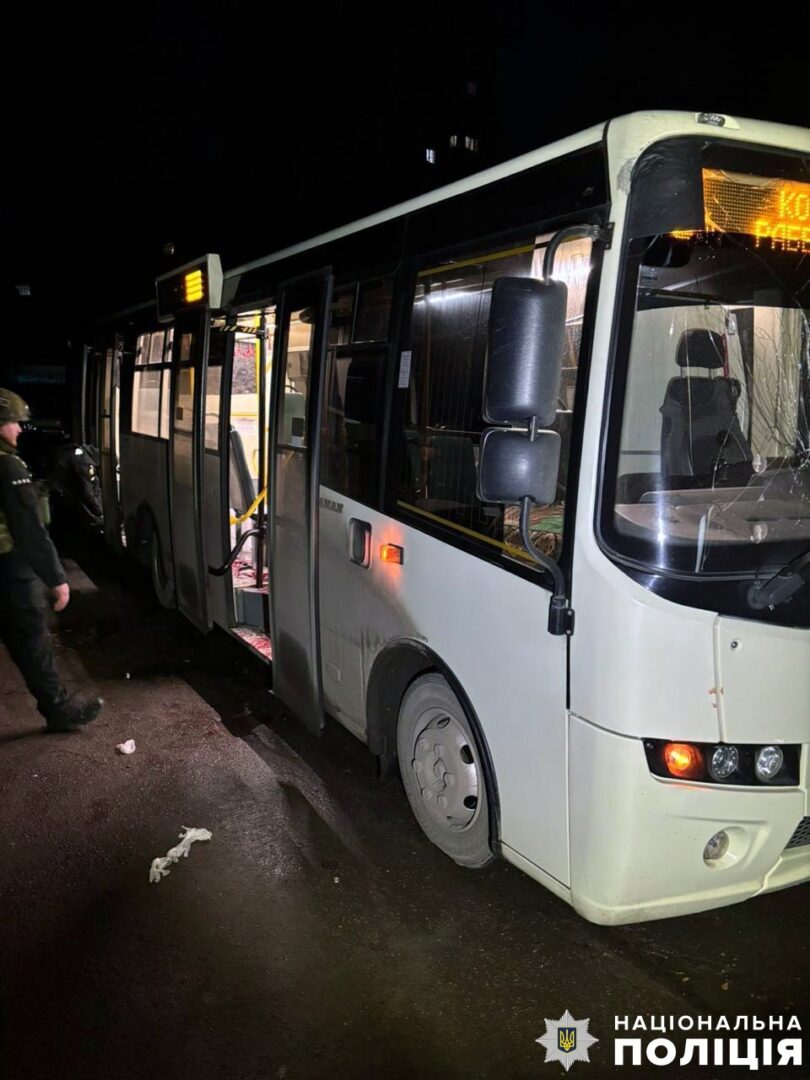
[484,276,568,427]
[477,429,561,507]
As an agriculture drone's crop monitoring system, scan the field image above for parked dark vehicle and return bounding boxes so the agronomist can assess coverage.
[48,441,104,530]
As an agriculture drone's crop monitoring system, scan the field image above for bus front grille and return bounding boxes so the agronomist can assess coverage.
[785,817,810,851]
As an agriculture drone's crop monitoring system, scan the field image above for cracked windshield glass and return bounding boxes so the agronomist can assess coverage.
[610,166,810,576]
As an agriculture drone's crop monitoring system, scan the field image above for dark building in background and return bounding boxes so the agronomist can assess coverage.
[1,280,69,425]
[3,2,807,369]
[422,77,483,183]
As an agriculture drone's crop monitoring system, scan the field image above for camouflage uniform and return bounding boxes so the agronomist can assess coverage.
[0,389,101,730]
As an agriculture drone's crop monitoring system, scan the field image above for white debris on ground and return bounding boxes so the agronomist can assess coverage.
[149,827,213,883]
[115,739,136,755]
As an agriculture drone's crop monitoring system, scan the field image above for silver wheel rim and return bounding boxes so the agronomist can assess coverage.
[409,708,480,831]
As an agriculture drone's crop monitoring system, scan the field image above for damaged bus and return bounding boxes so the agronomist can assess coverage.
[85,111,810,923]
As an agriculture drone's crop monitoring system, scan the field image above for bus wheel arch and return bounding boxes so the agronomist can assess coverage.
[366,641,500,867]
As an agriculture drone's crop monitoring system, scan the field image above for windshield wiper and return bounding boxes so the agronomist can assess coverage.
[747,548,810,610]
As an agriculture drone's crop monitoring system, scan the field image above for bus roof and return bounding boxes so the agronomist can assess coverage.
[224,109,810,281]
[224,119,607,280]
[100,110,809,323]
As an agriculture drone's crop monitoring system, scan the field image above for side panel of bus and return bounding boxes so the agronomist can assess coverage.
[318,487,571,884]
[315,227,598,886]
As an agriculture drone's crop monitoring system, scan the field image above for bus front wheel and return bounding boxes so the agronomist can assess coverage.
[397,674,495,869]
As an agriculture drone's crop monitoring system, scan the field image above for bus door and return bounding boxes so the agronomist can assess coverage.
[269,271,332,733]
[99,336,123,549]
[221,310,275,651]
[200,321,230,631]
[168,311,211,632]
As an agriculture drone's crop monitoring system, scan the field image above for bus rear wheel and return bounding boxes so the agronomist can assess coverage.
[397,674,494,869]
[150,529,176,609]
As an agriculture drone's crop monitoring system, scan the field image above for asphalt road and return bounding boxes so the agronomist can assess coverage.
[0,540,807,1080]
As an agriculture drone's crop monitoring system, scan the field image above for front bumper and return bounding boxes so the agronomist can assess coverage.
[568,713,810,925]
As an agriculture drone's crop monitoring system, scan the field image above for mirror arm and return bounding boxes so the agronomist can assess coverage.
[519,497,574,636]
[542,224,607,281]
[519,494,565,597]
[519,416,574,636]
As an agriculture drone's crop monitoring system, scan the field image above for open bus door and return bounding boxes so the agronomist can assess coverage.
[168,311,211,632]
[99,336,123,549]
[155,254,224,633]
[268,270,332,734]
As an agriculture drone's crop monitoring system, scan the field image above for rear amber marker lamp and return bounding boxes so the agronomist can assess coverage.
[379,544,404,565]
[663,742,705,780]
[184,269,205,303]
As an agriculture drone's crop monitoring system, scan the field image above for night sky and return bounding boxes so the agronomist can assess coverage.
[2,2,807,363]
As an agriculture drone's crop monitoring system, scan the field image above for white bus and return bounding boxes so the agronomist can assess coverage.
[86,111,810,924]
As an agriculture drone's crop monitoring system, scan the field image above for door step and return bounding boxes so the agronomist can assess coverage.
[232,625,273,661]
[231,556,268,589]
[234,584,268,628]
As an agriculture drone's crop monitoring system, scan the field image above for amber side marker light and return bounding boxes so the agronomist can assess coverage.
[663,742,705,780]
[379,544,404,565]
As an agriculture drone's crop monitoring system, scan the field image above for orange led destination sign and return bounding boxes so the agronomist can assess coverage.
[703,168,810,254]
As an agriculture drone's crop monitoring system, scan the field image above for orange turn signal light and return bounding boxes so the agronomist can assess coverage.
[663,742,705,780]
[379,543,404,565]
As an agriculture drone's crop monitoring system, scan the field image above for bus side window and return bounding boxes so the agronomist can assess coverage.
[132,330,165,438]
[130,328,174,440]
[320,278,392,507]
[396,235,592,563]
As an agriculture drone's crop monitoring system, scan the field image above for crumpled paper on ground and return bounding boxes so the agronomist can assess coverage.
[149,827,212,883]
[116,739,136,755]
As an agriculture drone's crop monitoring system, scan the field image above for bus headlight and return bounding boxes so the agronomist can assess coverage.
[708,744,739,781]
[754,745,784,783]
[644,739,800,785]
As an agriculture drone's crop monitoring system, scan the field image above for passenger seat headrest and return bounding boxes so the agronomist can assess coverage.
[676,328,726,370]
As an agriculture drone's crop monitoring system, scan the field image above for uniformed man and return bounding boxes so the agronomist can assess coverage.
[0,388,102,731]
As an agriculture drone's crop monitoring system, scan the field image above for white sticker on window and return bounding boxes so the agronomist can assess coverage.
[398,350,413,389]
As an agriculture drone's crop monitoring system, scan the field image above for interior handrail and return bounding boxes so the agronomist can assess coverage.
[208,527,265,576]
[230,487,267,526]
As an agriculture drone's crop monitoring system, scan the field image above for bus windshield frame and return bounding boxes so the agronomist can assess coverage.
[600,139,810,598]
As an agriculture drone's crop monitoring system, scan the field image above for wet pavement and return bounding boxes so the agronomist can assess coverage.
[0,538,807,1080]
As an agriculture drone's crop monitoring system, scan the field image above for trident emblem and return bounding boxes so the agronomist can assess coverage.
[558,1028,577,1053]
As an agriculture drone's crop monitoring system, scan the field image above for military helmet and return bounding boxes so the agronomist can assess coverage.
[0,389,31,423]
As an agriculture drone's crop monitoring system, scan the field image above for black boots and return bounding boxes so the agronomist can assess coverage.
[45,696,104,732]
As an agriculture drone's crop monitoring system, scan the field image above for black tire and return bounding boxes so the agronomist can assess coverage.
[150,529,176,609]
[397,673,495,869]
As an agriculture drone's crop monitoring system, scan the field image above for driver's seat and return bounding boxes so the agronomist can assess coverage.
[660,329,752,480]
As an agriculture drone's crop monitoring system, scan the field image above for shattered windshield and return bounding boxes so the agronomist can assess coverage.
[606,164,810,577]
